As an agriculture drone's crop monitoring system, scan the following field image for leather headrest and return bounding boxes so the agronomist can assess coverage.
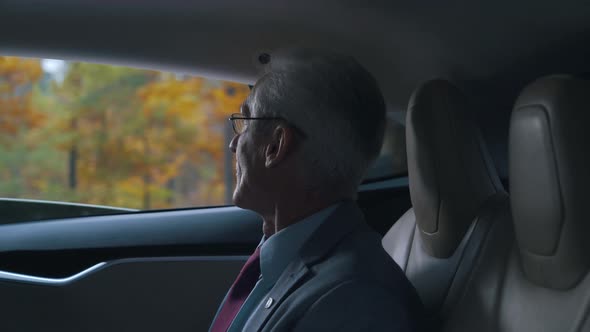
[510,75,590,290]
[407,79,503,258]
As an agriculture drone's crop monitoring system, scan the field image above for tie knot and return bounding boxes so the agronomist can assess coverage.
[247,247,261,272]
[229,247,261,298]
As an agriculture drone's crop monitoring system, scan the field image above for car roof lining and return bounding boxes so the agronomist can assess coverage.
[3,0,590,111]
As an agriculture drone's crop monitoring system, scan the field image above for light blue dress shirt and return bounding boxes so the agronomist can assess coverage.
[210,203,339,332]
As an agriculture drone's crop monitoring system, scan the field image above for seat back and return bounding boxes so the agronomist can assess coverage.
[382,79,508,321]
[444,75,590,331]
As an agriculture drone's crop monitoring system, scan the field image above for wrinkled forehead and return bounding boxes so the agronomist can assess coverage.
[239,101,251,116]
[242,76,270,116]
[241,92,256,117]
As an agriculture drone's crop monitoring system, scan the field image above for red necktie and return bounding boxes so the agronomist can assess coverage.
[210,247,261,332]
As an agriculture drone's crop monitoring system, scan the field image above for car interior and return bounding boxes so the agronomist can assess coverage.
[1,1,590,331]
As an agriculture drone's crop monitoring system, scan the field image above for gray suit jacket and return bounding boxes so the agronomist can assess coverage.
[242,201,425,332]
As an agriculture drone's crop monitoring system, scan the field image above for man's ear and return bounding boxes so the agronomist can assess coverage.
[265,125,295,168]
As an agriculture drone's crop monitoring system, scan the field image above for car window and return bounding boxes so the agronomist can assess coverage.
[363,113,407,181]
[0,56,405,211]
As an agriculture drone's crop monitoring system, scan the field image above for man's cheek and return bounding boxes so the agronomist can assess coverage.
[235,160,243,184]
[236,152,247,183]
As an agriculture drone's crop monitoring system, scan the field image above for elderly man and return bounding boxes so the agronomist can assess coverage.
[209,50,424,332]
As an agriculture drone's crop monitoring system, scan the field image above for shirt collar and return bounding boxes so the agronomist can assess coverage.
[258,203,340,285]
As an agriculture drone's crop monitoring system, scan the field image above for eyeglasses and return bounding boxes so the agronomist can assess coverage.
[228,113,282,135]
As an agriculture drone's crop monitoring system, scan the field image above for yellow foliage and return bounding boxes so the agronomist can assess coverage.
[0,57,44,139]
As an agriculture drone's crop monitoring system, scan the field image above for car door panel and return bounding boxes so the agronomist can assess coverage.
[0,257,245,332]
[0,206,260,331]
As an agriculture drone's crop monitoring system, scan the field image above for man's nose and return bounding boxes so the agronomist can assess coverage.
[229,134,238,153]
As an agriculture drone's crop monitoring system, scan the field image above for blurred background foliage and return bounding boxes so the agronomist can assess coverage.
[0,56,249,209]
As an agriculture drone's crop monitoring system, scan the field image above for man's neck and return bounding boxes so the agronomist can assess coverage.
[261,192,352,237]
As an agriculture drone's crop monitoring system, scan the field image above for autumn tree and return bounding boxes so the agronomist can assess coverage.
[0,56,44,139]
[0,57,44,197]
[136,76,248,208]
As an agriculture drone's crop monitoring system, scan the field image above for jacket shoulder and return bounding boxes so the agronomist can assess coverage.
[260,221,425,332]
[311,225,411,288]
[292,279,422,332]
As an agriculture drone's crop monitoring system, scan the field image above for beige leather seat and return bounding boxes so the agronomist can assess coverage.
[382,79,509,324]
[444,75,590,331]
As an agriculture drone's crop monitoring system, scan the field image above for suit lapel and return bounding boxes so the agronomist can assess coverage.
[242,260,309,331]
[243,200,366,332]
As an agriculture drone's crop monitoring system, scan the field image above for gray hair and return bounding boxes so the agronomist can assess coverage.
[247,49,386,191]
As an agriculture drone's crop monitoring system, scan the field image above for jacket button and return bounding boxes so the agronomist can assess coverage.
[265,297,274,309]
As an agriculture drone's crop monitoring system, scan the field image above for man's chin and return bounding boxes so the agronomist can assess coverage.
[232,188,248,209]
[232,187,261,213]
